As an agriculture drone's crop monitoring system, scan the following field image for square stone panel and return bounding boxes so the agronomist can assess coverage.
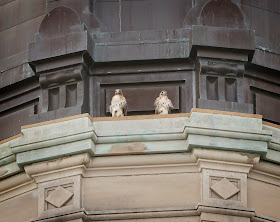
[202,169,247,207]
[210,178,240,200]
[45,186,73,208]
[38,175,82,218]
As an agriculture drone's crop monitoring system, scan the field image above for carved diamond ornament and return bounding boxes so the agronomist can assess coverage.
[45,186,73,208]
[210,178,239,200]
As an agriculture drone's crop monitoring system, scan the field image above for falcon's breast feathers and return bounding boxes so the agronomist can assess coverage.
[154,90,174,115]
[110,89,128,117]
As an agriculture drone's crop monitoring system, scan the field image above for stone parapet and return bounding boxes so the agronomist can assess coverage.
[1,109,279,177]
[0,109,280,221]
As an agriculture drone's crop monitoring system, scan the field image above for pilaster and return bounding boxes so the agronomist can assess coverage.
[194,148,260,221]
[28,6,94,123]
[24,153,90,222]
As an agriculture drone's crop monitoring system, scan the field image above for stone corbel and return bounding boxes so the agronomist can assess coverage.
[199,59,244,77]
[24,153,91,184]
[39,67,83,89]
[193,148,260,173]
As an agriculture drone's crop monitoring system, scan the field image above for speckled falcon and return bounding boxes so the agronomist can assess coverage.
[109,89,128,117]
[154,90,174,115]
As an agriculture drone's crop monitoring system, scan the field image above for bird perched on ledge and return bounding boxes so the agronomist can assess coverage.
[110,89,128,117]
[154,90,174,115]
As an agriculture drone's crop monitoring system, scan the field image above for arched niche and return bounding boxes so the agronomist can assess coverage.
[39,6,83,39]
[200,0,247,28]
[184,0,249,29]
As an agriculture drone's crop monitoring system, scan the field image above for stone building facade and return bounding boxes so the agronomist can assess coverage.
[0,0,279,221]
[0,110,280,221]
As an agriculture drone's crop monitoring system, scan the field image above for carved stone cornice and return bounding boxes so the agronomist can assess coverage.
[0,111,279,221]
[0,173,36,202]
[7,109,276,167]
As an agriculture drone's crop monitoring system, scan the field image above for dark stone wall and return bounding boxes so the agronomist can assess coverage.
[0,0,279,140]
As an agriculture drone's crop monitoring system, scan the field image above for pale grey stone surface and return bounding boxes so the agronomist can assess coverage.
[45,186,73,208]
[1,111,279,177]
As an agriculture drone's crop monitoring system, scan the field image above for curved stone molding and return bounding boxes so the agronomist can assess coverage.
[24,153,90,177]
[253,161,280,177]
[0,135,22,179]
[85,153,198,178]
[45,0,100,34]
[0,173,36,202]
[197,205,255,221]
[263,122,280,164]
[193,148,260,167]
[38,6,82,40]
[200,0,247,28]
[183,0,249,29]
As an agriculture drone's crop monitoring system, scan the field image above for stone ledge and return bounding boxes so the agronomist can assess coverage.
[0,134,21,145]
[93,29,191,62]
[0,109,279,179]
[28,31,93,63]
[18,108,262,131]
[191,108,262,119]
[28,205,280,222]
[191,26,256,51]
